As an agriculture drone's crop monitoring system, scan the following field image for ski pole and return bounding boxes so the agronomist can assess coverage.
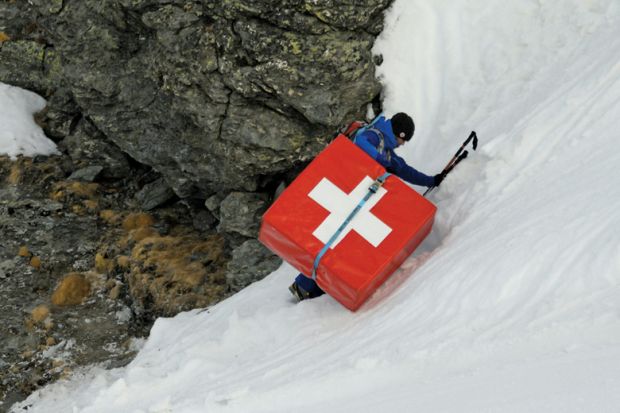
[444,131,477,171]
[423,131,477,197]
[443,150,469,175]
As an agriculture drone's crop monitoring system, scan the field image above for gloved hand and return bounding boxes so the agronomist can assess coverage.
[433,172,446,187]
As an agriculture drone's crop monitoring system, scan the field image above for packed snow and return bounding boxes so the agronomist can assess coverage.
[12,0,620,412]
[0,82,58,158]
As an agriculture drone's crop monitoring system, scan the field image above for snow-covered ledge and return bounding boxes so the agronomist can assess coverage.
[0,82,58,159]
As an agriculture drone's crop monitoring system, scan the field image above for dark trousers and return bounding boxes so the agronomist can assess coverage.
[294,273,325,298]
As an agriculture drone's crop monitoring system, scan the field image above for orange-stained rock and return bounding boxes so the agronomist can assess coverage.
[51,273,91,306]
[99,209,121,224]
[122,213,154,231]
[94,253,114,274]
[30,256,42,269]
[31,305,50,323]
[116,255,130,269]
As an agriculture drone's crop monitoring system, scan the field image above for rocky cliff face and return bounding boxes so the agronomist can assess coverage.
[0,0,390,286]
[0,0,391,407]
[1,0,387,195]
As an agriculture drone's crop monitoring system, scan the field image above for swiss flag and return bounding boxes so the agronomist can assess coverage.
[259,136,436,311]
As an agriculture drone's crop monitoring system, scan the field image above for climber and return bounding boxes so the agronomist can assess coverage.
[288,112,445,301]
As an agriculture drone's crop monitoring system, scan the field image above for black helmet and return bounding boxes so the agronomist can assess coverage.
[391,112,415,141]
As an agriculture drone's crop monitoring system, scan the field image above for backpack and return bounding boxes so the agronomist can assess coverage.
[336,115,390,161]
[339,120,368,139]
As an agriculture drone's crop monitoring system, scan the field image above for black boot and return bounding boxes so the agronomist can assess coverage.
[288,282,311,301]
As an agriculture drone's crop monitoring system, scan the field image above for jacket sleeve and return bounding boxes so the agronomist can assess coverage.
[388,153,435,188]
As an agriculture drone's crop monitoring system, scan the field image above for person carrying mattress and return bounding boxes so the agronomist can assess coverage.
[289,112,445,301]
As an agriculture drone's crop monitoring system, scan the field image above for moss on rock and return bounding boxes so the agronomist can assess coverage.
[51,273,92,306]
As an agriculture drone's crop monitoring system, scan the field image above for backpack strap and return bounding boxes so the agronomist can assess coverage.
[341,114,391,162]
[346,113,382,140]
[358,126,390,163]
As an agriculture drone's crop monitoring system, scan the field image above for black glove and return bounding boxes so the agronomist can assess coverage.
[433,172,446,187]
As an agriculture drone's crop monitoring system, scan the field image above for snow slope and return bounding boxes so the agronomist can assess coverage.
[0,82,58,158]
[13,0,620,412]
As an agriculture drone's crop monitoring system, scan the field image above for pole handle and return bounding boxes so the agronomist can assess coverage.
[423,131,478,198]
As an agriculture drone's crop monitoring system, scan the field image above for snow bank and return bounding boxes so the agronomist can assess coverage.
[12,0,620,412]
[0,82,58,158]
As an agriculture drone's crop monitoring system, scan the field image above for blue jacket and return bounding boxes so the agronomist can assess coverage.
[353,115,435,188]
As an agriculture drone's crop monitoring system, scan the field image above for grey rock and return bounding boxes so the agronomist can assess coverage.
[135,178,176,210]
[72,259,92,272]
[41,202,64,213]
[212,0,390,34]
[192,209,217,232]
[205,193,225,220]
[222,93,318,152]
[29,0,64,16]
[226,239,282,291]
[225,18,380,126]
[0,1,32,35]
[141,4,201,30]
[300,0,390,34]
[0,259,16,275]
[62,119,131,179]
[69,165,104,182]
[42,90,81,141]
[77,241,98,254]
[218,192,268,238]
[274,181,287,200]
[0,41,57,93]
